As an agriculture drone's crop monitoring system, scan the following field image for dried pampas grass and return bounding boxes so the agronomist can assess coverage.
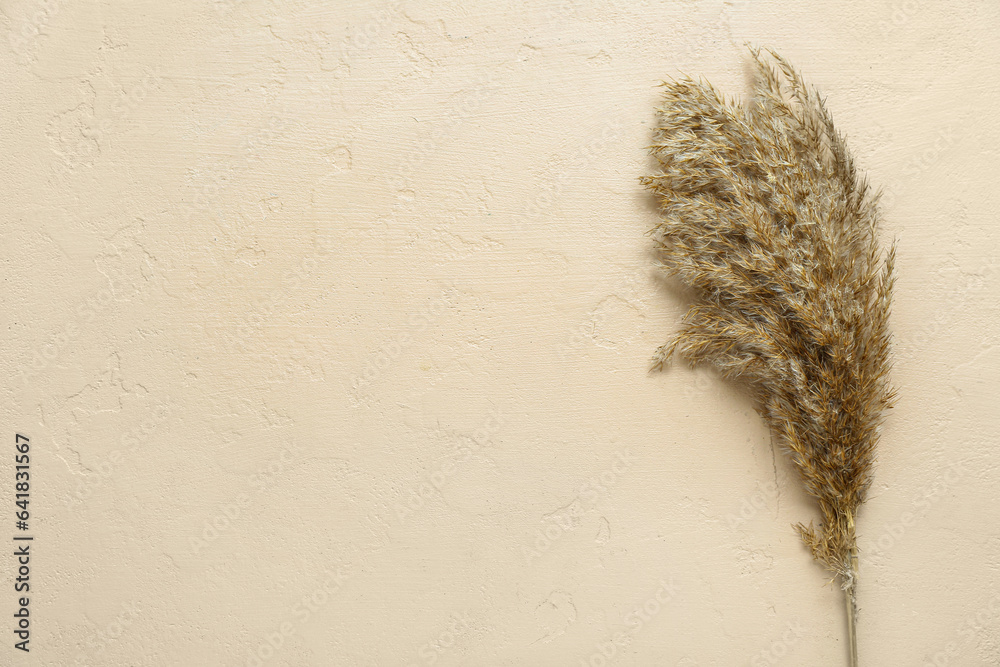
[642,46,896,665]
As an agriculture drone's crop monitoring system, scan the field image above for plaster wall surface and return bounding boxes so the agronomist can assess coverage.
[1,1,998,665]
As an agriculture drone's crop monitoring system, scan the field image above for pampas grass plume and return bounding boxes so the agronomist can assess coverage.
[641,46,896,666]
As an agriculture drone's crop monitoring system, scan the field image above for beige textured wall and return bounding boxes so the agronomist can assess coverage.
[2,1,998,665]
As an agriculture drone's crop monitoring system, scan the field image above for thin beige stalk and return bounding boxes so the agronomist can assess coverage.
[845,573,858,667]
[844,512,858,667]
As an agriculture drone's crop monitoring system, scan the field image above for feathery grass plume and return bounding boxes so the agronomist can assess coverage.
[641,46,895,665]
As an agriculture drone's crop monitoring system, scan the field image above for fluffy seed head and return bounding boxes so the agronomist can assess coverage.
[642,46,896,581]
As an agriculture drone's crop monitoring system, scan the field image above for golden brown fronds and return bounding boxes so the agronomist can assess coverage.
[642,47,895,660]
